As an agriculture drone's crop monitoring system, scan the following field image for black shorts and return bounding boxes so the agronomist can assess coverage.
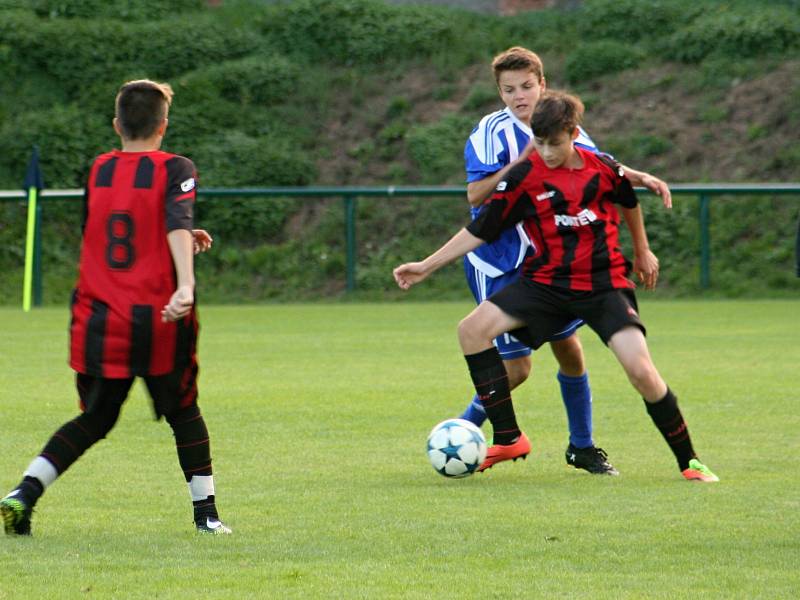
[488,279,646,350]
[76,357,198,419]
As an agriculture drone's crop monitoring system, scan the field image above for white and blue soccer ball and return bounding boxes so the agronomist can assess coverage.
[426,418,487,478]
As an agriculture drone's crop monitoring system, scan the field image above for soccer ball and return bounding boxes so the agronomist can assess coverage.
[426,418,487,478]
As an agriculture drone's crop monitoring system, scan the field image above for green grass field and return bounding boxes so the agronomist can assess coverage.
[1,300,798,599]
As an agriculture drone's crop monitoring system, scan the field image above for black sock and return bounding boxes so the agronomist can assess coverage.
[14,476,44,506]
[193,495,219,524]
[465,347,519,445]
[38,412,110,480]
[644,388,696,471]
[166,406,212,482]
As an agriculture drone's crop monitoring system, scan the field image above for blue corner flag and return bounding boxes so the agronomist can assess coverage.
[23,146,45,192]
[23,146,45,311]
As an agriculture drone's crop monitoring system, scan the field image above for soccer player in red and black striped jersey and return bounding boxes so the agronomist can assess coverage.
[1,80,231,536]
[394,91,719,482]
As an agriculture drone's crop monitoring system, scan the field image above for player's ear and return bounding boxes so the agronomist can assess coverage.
[112,117,122,137]
[157,118,168,137]
[571,127,580,141]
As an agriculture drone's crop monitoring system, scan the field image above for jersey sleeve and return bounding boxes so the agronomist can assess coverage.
[466,160,532,241]
[464,115,509,183]
[164,156,196,232]
[574,125,602,154]
[597,154,638,209]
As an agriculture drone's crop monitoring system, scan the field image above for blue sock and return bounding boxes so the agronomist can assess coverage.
[557,371,593,448]
[459,394,487,427]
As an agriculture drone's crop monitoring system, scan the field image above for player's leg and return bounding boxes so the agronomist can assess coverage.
[460,346,530,427]
[607,327,717,482]
[583,289,718,482]
[458,300,531,469]
[1,375,132,535]
[459,264,532,426]
[146,361,231,534]
[549,329,618,475]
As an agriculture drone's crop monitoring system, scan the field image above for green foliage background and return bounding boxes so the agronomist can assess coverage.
[1,0,799,303]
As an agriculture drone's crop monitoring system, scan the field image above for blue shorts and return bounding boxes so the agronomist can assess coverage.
[463,259,583,360]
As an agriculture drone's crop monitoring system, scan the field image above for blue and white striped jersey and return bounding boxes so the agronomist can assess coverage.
[463,106,599,277]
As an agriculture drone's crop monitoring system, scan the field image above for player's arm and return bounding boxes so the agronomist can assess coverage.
[396,163,530,290]
[394,228,484,290]
[162,156,198,322]
[162,230,195,322]
[466,139,535,207]
[621,205,659,290]
[619,164,672,209]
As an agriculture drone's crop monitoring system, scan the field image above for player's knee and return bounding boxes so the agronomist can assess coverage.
[80,404,121,441]
[624,361,661,396]
[164,403,200,427]
[457,315,482,347]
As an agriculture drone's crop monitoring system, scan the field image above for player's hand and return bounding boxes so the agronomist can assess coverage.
[191,229,213,254]
[393,262,429,290]
[634,249,660,290]
[638,172,672,209]
[162,285,194,322]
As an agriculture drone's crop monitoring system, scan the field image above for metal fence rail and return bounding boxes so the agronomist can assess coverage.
[2,184,799,302]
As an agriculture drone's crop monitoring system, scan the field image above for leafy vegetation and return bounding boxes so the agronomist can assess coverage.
[0,0,798,303]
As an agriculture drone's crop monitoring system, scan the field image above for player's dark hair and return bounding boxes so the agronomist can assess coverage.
[492,46,544,84]
[115,79,173,140]
[532,91,584,139]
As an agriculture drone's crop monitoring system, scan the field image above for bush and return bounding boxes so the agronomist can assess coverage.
[3,14,262,94]
[0,104,112,188]
[258,0,485,66]
[564,41,645,84]
[30,0,205,20]
[177,53,297,109]
[191,130,315,188]
[575,0,702,45]
[667,6,800,63]
[406,114,475,184]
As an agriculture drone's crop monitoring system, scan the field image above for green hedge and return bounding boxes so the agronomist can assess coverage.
[257,0,491,66]
[666,5,800,63]
[1,13,262,95]
[30,0,205,19]
[565,41,645,83]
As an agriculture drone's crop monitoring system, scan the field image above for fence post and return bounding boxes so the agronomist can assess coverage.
[699,193,710,289]
[344,195,357,292]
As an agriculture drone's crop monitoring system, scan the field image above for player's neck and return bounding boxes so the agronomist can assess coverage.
[120,136,163,153]
[562,147,583,170]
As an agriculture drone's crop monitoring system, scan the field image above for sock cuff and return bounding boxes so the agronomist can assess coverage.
[24,456,59,487]
[189,475,216,502]
[464,347,502,372]
[557,371,588,384]
[644,387,678,419]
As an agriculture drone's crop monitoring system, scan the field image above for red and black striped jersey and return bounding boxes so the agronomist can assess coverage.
[69,149,197,378]
[467,147,639,291]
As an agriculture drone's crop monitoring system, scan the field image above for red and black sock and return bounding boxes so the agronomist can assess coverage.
[465,347,520,445]
[166,405,212,482]
[644,387,696,471]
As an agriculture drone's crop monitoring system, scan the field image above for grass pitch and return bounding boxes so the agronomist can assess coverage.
[0,300,798,599]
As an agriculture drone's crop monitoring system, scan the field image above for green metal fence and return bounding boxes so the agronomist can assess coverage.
[2,183,799,303]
